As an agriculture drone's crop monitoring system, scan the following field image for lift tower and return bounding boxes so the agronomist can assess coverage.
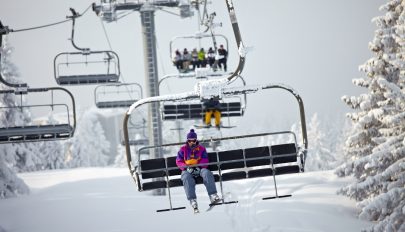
[93,0,193,195]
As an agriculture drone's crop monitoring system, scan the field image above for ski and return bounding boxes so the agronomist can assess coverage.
[206,198,223,212]
[206,203,218,212]
[206,200,239,212]
[194,125,235,129]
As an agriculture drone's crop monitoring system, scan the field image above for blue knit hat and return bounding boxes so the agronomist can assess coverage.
[187,129,197,140]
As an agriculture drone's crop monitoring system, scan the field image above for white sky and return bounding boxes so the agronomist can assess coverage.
[0,167,373,232]
[0,0,381,128]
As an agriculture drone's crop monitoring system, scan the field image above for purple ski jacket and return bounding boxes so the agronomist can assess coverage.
[176,143,209,171]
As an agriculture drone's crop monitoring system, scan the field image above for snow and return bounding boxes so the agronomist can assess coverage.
[0,167,373,232]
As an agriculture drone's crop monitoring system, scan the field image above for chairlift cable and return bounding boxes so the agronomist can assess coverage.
[11,19,71,33]
[99,20,114,58]
[10,4,93,33]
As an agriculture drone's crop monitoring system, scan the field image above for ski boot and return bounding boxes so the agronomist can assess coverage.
[209,193,221,204]
[190,199,199,214]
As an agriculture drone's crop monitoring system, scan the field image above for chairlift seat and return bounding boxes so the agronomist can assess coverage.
[96,100,135,108]
[57,74,119,85]
[0,124,74,143]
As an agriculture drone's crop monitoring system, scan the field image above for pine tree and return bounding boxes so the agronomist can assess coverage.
[336,1,405,230]
[0,38,29,197]
[65,109,110,167]
[37,114,65,170]
[306,113,336,171]
[114,144,127,167]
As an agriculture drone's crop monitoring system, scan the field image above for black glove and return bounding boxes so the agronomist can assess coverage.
[187,167,201,177]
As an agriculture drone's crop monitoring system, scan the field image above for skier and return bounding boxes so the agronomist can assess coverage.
[176,129,221,213]
[203,97,222,129]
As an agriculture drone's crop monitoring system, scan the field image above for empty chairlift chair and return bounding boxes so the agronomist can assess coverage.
[0,87,77,143]
[95,82,143,109]
[54,50,121,85]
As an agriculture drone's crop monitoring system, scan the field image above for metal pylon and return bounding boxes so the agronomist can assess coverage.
[140,5,165,195]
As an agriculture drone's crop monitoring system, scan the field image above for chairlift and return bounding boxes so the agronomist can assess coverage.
[0,87,77,143]
[95,82,143,109]
[161,96,244,122]
[160,75,247,128]
[122,83,308,212]
[170,33,229,73]
[53,8,121,85]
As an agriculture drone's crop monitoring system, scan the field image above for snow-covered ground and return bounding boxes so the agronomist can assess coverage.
[0,168,373,232]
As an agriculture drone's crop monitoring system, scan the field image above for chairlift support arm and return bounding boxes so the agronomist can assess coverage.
[67,9,90,52]
[224,0,245,82]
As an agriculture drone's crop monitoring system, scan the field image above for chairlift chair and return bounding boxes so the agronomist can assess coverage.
[170,33,229,74]
[161,96,245,123]
[95,82,143,109]
[0,87,77,143]
[122,83,308,212]
[54,50,121,85]
[160,76,247,128]
[54,8,121,86]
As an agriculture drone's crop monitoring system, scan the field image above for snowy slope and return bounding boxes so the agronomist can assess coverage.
[0,168,373,232]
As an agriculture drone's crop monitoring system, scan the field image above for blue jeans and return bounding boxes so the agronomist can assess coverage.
[181,168,217,200]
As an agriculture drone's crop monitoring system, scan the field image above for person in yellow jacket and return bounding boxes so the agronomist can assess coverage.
[197,48,207,68]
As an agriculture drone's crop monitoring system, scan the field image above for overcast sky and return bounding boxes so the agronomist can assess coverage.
[0,0,382,130]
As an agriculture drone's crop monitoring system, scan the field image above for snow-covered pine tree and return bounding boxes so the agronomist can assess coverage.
[65,109,110,167]
[114,143,126,167]
[0,146,29,198]
[333,117,354,167]
[336,1,405,231]
[0,38,44,172]
[37,114,65,170]
[305,113,336,171]
[0,38,30,197]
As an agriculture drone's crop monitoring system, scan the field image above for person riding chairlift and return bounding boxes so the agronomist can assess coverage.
[176,129,221,212]
[203,97,221,129]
